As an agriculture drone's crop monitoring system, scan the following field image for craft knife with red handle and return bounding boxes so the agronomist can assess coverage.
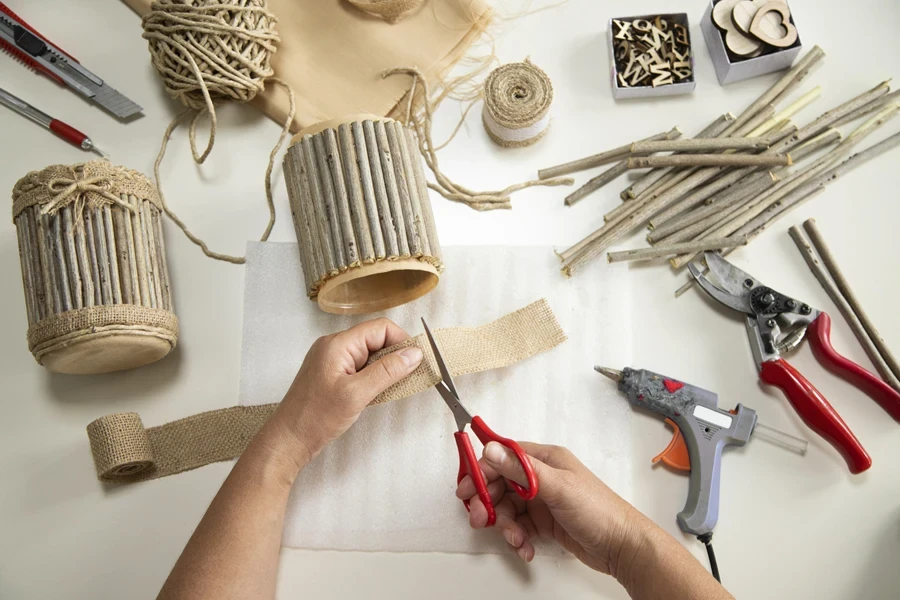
[0,1,142,119]
[689,252,900,474]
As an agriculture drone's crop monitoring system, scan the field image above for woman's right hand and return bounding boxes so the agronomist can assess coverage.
[456,441,652,577]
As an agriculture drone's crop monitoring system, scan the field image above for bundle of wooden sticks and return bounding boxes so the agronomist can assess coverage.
[542,46,900,284]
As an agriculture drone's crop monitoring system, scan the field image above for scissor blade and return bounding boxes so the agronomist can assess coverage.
[703,252,761,297]
[689,261,753,315]
[434,381,474,432]
[421,318,458,399]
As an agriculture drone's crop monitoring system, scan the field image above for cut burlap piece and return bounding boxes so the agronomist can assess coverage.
[87,299,566,483]
[120,0,493,132]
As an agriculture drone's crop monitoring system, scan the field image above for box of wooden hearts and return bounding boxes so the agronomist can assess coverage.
[701,0,802,85]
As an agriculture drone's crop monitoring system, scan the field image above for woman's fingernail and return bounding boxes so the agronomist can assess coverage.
[399,347,423,368]
[504,528,521,548]
[516,546,529,562]
[484,442,507,466]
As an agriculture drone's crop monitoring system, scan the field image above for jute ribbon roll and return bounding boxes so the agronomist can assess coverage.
[346,0,423,23]
[482,60,554,148]
[12,161,178,374]
[143,0,296,264]
[87,299,566,483]
[284,116,443,314]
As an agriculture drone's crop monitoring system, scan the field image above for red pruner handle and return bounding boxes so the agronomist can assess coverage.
[807,313,900,422]
[49,120,87,149]
[470,416,539,501]
[760,358,872,474]
[454,431,496,527]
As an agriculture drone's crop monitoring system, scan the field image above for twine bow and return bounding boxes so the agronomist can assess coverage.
[44,176,135,223]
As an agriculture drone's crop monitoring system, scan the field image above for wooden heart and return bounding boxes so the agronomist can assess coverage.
[749,2,798,48]
[732,0,787,35]
[712,0,762,56]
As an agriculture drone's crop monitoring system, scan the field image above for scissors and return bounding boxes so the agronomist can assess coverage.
[422,318,539,526]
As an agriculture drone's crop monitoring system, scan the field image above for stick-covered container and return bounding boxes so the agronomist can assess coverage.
[11,161,178,374]
[283,115,443,314]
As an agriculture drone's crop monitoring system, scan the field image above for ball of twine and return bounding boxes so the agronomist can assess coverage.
[140,0,295,265]
[347,0,424,24]
[142,0,280,111]
[482,60,554,148]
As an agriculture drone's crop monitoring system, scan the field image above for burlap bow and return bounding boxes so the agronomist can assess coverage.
[43,176,136,223]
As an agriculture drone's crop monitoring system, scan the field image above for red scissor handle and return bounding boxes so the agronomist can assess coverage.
[760,358,872,474]
[807,313,900,421]
[454,432,497,526]
[470,416,539,501]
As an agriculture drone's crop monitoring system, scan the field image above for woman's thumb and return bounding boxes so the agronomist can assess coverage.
[483,442,561,503]
[354,346,423,397]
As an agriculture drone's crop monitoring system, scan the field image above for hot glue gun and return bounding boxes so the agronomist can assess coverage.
[596,366,808,581]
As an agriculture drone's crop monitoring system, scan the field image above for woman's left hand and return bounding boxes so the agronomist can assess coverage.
[264,318,423,466]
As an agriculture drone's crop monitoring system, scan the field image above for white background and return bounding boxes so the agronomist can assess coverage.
[1,0,899,598]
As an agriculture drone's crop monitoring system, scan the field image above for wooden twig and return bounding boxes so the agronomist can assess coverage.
[338,123,376,263]
[363,121,398,259]
[621,114,734,200]
[608,236,749,263]
[352,121,386,260]
[648,171,777,242]
[648,166,761,230]
[722,46,825,135]
[565,161,628,207]
[832,89,900,129]
[735,186,824,241]
[627,154,791,169]
[539,127,680,180]
[803,219,900,386]
[789,225,900,392]
[324,128,361,265]
[747,86,822,137]
[631,137,772,153]
[731,104,776,137]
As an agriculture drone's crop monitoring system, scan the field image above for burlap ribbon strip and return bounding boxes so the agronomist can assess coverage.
[87,299,566,483]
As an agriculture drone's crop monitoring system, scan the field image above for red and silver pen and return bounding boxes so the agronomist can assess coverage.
[0,86,106,156]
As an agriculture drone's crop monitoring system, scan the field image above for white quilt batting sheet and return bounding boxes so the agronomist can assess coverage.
[239,243,632,554]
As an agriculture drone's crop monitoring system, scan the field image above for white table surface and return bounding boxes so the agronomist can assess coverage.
[2,0,899,598]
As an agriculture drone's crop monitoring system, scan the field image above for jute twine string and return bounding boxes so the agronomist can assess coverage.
[346,0,424,23]
[143,0,296,264]
[482,59,553,148]
[383,65,572,211]
[41,176,136,222]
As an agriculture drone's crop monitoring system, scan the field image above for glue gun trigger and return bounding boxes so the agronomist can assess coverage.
[651,418,691,472]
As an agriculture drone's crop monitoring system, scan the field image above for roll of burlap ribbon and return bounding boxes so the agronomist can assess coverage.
[346,0,423,23]
[142,0,295,264]
[482,59,554,148]
[87,299,566,483]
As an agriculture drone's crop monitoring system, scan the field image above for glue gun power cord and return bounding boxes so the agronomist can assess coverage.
[697,532,721,582]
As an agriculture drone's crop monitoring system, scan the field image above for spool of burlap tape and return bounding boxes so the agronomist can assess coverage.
[87,299,566,483]
[283,116,443,314]
[12,161,178,374]
[482,60,554,148]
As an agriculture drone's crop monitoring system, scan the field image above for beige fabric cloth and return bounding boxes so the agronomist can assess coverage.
[87,299,566,483]
[121,0,493,131]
